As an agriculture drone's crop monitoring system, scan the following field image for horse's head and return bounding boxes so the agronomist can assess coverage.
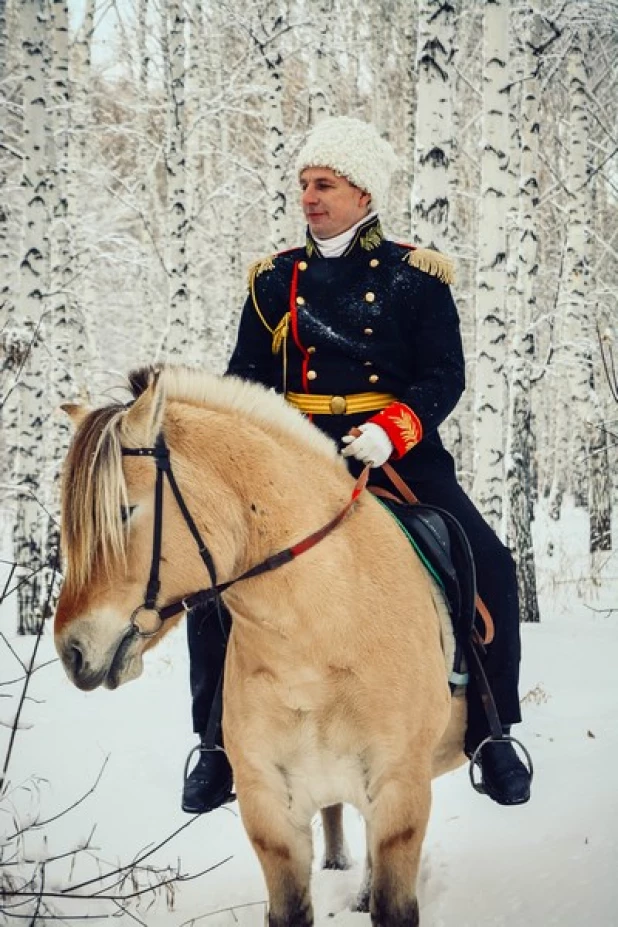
[54,371,197,691]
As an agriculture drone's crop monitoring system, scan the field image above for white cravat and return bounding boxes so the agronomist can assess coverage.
[313,211,379,258]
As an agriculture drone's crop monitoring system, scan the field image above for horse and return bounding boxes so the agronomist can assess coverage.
[54,365,466,927]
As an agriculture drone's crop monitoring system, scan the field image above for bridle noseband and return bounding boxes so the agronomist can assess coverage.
[121,434,368,638]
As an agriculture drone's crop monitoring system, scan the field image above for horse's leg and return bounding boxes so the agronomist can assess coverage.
[238,785,314,927]
[366,775,432,927]
[354,846,372,913]
[321,804,350,870]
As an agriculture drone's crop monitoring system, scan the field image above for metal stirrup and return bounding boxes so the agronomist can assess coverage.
[468,733,534,794]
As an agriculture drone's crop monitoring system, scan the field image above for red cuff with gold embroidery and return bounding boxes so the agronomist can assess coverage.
[368,402,423,460]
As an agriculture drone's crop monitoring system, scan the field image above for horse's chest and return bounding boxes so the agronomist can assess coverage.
[226,658,387,812]
[263,695,374,810]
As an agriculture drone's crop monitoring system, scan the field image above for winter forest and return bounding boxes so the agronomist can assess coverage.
[1,0,617,639]
[1,0,618,924]
[0,0,617,632]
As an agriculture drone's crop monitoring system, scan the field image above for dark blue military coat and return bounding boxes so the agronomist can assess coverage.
[226,214,465,483]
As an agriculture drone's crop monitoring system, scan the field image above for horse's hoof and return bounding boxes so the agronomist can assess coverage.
[322,854,351,871]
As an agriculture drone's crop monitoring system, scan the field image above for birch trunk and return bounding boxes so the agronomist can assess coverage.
[164,0,189,358]
[256,5,288,251]
[548,31,591,518]
[505,9,541,624]
[70,0,98,394]
[587,387,611,560]
[472,0,510,531]
[401,4,417,234]
[185,0,206,364]
[411,0,454,250]
[265,50,286,251]
[49,0,79,406]
[0,0,7,79]
[44,0,78,609]
[0,0,9,327]
[587,164,612,561]
[12,0,51,632]
[309,0,334,122]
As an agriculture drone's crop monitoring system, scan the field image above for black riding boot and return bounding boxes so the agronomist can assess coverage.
[182,603,234,814]
[182,737,234,814]
[471,727,531,806]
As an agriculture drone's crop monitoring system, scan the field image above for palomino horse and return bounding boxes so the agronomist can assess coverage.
[54,366,466,927]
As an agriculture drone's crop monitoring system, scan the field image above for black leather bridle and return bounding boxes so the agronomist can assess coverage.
[121,434,368,638]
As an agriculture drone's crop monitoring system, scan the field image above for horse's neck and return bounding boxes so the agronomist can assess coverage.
[177,409,347,584]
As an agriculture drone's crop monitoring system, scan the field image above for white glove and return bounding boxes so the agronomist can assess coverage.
[341,422,394,468]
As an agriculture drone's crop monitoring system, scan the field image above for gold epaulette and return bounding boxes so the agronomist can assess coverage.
[402,247,455,285]
[246,254,277,336]
[247,255,276,289]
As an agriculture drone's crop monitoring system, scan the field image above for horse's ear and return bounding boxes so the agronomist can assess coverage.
[120,370,165,446]
[60,403,90,430]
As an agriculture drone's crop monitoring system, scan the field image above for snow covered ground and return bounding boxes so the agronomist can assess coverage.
[1,501,617,926]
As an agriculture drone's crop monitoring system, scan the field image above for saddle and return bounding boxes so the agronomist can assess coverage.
[376,497,475,689]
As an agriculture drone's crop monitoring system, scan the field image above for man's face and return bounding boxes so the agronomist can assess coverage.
[300,167,371,240]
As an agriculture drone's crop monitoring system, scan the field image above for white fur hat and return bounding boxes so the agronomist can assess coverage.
[295,117,399,212]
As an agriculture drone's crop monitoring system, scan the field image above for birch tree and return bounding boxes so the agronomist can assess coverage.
[472,0,510,531]
[411,0,455,251]
[164,0,189,358]
[308,0,335,122]
[0,0,19,388]
[548,29,591,518]
[49,0,83,406]
[505,8,542,624]
[547,22,613,565]
[12,0,51,631]
[255,3,288,251]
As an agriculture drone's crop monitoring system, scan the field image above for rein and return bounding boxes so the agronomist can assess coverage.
[120,432,532,784]
[121,435,369,638]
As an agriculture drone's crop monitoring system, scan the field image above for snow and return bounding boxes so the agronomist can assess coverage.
[1,503,617,926]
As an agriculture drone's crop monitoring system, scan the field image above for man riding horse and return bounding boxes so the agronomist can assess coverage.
[183,116,532,813]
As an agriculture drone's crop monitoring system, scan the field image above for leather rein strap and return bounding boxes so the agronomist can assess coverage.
[122,435,369,635]
[122,434,511,754]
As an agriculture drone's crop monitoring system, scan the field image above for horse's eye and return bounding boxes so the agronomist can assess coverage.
[120,505,136,524]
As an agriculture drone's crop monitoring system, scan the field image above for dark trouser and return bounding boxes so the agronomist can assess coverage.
[187,603,231,738]
[186,475,522,754]
[404,475,522,752]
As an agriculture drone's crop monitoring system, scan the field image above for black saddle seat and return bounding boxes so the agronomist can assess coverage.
[377,497,478,656]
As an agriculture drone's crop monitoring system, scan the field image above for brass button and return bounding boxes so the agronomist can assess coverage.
[307,346,316,354]
[369,374,379,384]
[365,291,375,303]
[330,395,347,415]
[296,295,305,305]
[298,261,308,271]
[370,259,379,268]
[364,327,373,335]
[307,370,317,381]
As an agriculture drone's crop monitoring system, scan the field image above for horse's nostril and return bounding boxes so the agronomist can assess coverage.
[68,643,84,677]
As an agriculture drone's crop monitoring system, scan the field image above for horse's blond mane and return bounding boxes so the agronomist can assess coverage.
[154,366,340,462]
[61,366,342,594]
[61,402,130,595]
